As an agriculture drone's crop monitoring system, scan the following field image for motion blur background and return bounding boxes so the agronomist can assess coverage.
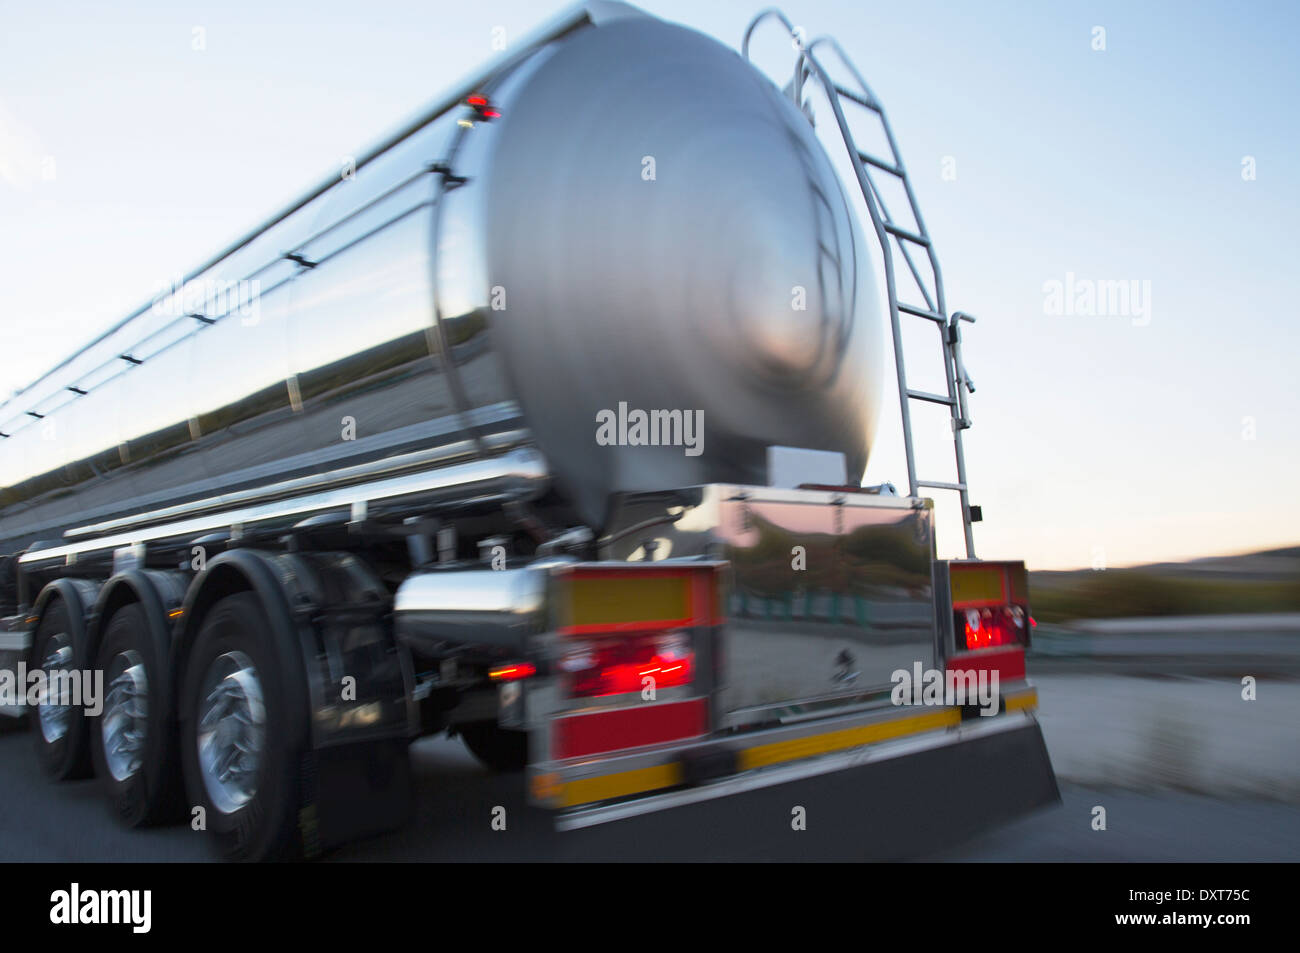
[1,0,1297,853]
[3,0,1297,571]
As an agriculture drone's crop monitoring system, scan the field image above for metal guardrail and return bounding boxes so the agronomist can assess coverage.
[1029,616,1300,675]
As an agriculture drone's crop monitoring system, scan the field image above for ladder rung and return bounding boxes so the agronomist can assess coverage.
[883,222,931,247]
[834,85,880,111]
[917,480,967,492]
[898,302,946,323]
[857,150,901,176]
[907,388,956,406]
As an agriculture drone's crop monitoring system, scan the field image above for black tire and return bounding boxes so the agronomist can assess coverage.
[89,603,184,827]
[459,722,528,772]
[179,592,309,862]
[30,599,93,780]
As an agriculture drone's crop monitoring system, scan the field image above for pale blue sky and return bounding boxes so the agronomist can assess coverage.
[1,0,1297,569]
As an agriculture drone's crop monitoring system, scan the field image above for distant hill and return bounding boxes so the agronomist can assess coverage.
[1028,546,1300,622]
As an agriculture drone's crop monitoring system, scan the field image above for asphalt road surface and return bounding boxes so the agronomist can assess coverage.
[1,722,1297,862]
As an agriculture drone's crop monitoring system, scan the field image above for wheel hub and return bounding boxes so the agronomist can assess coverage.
[36,635,74,743]
[102,650,149,782]
[196,651,265,814]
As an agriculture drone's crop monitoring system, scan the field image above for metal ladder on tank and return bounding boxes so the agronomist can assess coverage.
[743,9,980,558]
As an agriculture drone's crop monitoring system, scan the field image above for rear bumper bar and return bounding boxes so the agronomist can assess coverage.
[560,706,1041,831]
[533,684,1043,821]
[539,714,1059,860]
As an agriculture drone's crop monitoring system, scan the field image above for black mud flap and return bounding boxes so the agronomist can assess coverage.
[524,721,1059,861]
[305,738,414,855]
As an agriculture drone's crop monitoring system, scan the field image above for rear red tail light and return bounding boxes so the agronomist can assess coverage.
[948,561,1030,653]
[959,605,1027,650]
[561,630,694,698]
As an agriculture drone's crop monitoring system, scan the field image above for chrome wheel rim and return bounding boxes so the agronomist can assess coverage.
[37,634,74,743]
[103,650,149,781]
[196,651,265,814]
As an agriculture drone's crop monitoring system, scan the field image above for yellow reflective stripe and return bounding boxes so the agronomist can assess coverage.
[950,565,1006,605]
[1004,688,1038,712]
[738,708,960,771]
[553,697,1041,808]
[559,763,684,808]
[563,574,690,630]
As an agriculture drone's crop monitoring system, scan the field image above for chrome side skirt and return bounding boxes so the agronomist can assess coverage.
[20,446,548,566]
[65,429,531,538]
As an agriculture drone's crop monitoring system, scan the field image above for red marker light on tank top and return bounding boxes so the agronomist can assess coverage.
[466,94,500,119]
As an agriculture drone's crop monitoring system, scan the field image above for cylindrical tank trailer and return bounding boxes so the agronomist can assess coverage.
[0,4,881,560]
[0,3,1056,865]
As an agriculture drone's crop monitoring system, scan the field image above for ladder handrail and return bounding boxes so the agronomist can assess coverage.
[742,9,979,557]
[807,35,949,331]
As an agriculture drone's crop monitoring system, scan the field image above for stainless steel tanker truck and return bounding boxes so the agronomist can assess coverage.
[0,2,1058,860]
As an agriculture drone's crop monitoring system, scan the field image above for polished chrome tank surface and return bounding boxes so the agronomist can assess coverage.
[484,17,881,524]
[0,4,882,555]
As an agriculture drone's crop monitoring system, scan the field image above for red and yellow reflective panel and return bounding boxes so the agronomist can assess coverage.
[553,564,722,636]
